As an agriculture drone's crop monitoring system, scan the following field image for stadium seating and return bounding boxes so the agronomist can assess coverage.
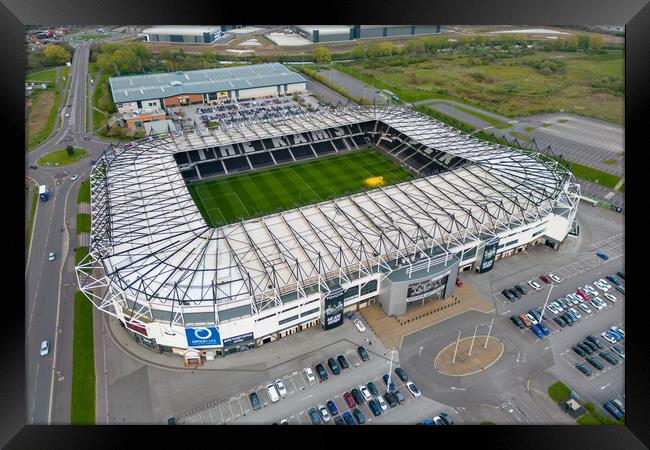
[223,156,251,173]
[289,145,316,160]
[248,152,275,168]
[312,141,336,155]
[271,148,293,163]
[197,160,225,178]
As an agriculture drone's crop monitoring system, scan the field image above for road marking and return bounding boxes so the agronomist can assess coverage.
[300,394,314,402]
[600,383,611,390]
[449,386,466,391]
[418,346,423,357]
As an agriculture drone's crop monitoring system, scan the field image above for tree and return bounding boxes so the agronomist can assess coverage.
[313,47,332,63]
[378,41,395,56]
[43,45,71,65]
[565,35,579,51]
[351,44,366,60]
[65,145,74,156]
[159,49,173,61]
[589,35,604,50]
[404,39,426,54]
[577,34,590,50]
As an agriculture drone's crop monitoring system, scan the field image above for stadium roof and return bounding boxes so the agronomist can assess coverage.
[78,106,580,318]
[142,25,221,35]
[109,63,306,104]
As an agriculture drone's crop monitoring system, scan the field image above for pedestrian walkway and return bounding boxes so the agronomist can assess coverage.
[77,232,90,247]
[78,202,91,214]
[360,284,495,350]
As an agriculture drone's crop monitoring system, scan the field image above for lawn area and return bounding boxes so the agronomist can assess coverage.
[337,50,623,124]
[26,67,60,83]
[495,123,513,129]
[25,186,39,264]
[71,291,95,425]
[567,161,621,188]
[38,147,88,167]
[548,381,571,402]
[576,402,624,426]
[75,33,110,41]
[75,246,90,274]
[77,178,91,204]
[524,126,536,132]
[77,214,91,234]
[602,159,617,165]
[187,149,414,227]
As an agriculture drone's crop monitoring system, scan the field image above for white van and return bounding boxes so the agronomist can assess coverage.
[266,383,280,403]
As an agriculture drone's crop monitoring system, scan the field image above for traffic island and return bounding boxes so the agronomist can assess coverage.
[37,146,88,167]
[434,335,504,377]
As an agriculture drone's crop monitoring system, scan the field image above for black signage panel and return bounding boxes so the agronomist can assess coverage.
[222,332,254,347]
[322,289,345,331]
[478,239,500,274]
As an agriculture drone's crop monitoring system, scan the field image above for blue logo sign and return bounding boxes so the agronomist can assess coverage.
[185,326,221,347]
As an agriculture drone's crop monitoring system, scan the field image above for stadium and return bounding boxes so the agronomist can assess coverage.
[76,104,580,361]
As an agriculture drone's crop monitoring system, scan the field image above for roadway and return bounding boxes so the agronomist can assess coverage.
[25,40,111,424]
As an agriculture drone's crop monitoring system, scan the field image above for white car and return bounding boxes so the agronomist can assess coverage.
[48,252,56,261]
[279,418,289,425]
[567,295,580,305]
[275,379,287,398]
[359,385,372,401]
[598,278,612,289]
[70,174,79,181]
[267,383,280,403]
[528,280,542,291]
[304,367,316,383]
[40,340,49,356]
[601,332,617,344]
[317,404,331,422]
[406,381,422,398]
[64,113,70,118]
[376,395,388,411]
[569,307,581,320]
[552,300,564,312]
[589,299,605,311]
[584,285,598,296]
[604,293,618,303]
[578,303,592,314]
[525,313,538,326]
[594,281,609,292]
[547,303,559,315]
[354,319,366,333]
[548,273,561,283]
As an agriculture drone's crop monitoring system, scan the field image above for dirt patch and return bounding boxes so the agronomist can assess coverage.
[434,336,504,376]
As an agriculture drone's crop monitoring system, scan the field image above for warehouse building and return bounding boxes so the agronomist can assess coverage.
[293,25,441,43]
[109,63,306,114]
[142,25,222,44]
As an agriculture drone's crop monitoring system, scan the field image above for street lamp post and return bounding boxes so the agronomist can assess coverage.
[387,348,396,387]
[484,317,494,349]
[452,329,462,364]
[468,324,479,357]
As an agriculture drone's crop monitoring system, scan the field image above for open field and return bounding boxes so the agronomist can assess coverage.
[188,149,413,226]
[26,67,60,83]
[336,50,623,124]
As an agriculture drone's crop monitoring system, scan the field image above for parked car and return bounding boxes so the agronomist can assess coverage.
[508,288,521,299]
[406,381,421,398]
[337,354,349,369]
[439,412,454,425]
[510,315,525,328]
[576,364,592,376]
[611,345,625,359]
[572,345,586,357]
[343,392,356,408]
[342,411,355,425]
[606,275,622,286]
[273,379,286,398]
[395,367,409,382]
[351,388,365,405]
[525,313,538,326]
[616,271,625,279]
[599,352,619,365]
[433,416,446,425]
[530,324,544,339]
[586,335,604,349]
[359,385,372,401]
[314,363,328,381]
[553,317,567,328]
[568,308,582,320]
[548,273,561,283]
[610,326,625,338]
[266,383,280,403]
[603,401,623,420]
[384,391,397,407]
[326,400,338,416]
[596,252,609,260]
[393,389,405,404]
[334,416,345,425]
[547,303,559,315]
[48,252,56,261]
[607,329,623,341]
[352,408,366,424]
[519,314,533,328]
[318,404,331,422]
[327,358,341,375]
[502,289,516,302]
[604,293,618,303]
[561,313,575,326]
[279,418,289,425]
[590,299,605,311]
[382,374,396,390]
[514,284,527,295]
[539,274,552,284]
[304,367,316,383]
[601,332,617,345]
[367,382,379,396]
[538,323,550,336]
[368,399,382,417]
[611,399,625,415]
[40,340,49,356]
[455,277,463,287]
[357,346,370,361]
[308,407,321,425]
[615,285,625,295]
[586,357,605,370]
[576,291,590,302]
[70,174,79,181]
[375,395,388,411]
[354,319,366,333]
[528,280,542,291]
[579,303,592,314]
[583,340,598,352]
[578,343,593,355]
[249,392,262,411]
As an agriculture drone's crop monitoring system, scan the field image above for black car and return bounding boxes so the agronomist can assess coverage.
[586,335,604,349]
[315,363,329,381]
[528,309,542,322]
[576,364,592,376]
[395,367,409,383]
[586,357,605,370]
[367,382,379,396]
[571,345,586,357]
[334,416,345,425]
[616,271,625,280]
[384,391,397,408]
[561,314,575,326]
[439,412,454,425]
[515,284,527,295]
[508,288,521,299]
[327,358,341,375]
[599,352,619,365]
[553,317,567,328]
[393,389,405,404]
[583,340,598,352]
[337,355,349,369]
[352,408,366,425]
[578,343,594,355]
[502,289,515,301]
[29,165,38,170]
[351,388,365,405]
[534,307,548,320]
[510,316,524,329]
[357,346,370,361]
[249,392,262,411]
[368,399,382,417]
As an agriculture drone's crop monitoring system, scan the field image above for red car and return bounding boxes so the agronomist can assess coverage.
[455,277,463,288]
[577,291,589,301]
[343,391,356,408]
[539,274,552,284]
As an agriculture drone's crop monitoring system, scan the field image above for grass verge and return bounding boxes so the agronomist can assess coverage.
[75,246,90,273]
[78,178,91,204]
[548,381,571,402]
[71,291,95,425]
[38,147,88,167]
[25,186,39,265]
[77,214,91,234]
[576,402,624,426]
[495,123,513,129]
[568,162,621,189]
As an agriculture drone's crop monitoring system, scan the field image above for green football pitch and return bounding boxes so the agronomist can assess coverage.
[187,148,414,227]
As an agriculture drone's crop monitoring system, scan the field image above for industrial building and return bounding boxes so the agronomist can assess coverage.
[77,106,580,362]
[293,25,441,43]
[142,25,222,44]
[109,63,306,114]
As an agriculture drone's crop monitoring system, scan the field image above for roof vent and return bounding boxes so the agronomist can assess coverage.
[169,80,182,86]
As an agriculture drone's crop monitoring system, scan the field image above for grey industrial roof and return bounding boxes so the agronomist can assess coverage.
[142,25,221,35]
[296,25,352,34]
[109,63,306,104]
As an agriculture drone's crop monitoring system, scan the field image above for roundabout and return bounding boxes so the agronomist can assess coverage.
[434,335,504,377]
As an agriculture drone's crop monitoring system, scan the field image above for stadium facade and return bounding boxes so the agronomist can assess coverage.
[76,105,580,360]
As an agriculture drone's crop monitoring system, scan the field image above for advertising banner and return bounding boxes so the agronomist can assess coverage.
[322,289,345,331]
[406,274,448,303]
[185,326,222,348]
[125,320,148,337]
[222,332,254,347]
[478,238,500,274]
